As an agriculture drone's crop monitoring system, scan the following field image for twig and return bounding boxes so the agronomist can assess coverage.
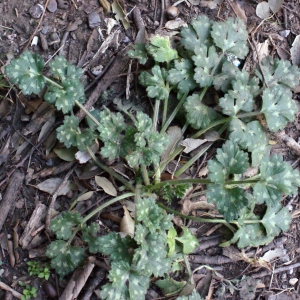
[251,261,300,278]
[159,0,165,28]
[22,0,50,52]
[0,282,22,299]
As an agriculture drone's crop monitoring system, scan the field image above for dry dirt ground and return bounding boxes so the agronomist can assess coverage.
[0,0,300,299]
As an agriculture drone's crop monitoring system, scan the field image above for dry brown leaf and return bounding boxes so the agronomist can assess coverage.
[95,176,117,196]
[181,199,215,215]
[256,1,270,19]
[291,35,300,66]
[165,19,188,30]
[36,178,71,195]
[230,2,247,23]
[77,191,94,202]
[120,206,135,235]
[161,126,182,164]
[200,0,217,9]
[180,138,207,153]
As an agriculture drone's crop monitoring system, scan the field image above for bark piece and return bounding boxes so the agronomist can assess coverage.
[0,170,24,231]
[19,202,47,249]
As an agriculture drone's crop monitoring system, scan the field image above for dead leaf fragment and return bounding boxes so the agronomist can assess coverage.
[230,2,247,24]
[77,191,94,202]
[120,206,135,235]
[95,176,117,196]
[200,0,217,9]
[36,178,71,195]
[256,2,270,19]
[165,19,188,30]
[112,0,130,30]
[261,248,285,262]
[181,138,207,153]
[161,126,182,164]
[268,0,284,13]
[99,0,111,13]
[291,35,300,66]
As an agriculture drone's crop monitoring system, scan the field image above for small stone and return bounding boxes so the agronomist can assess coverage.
[57,0,69,9]
[47,0,57,13]
[289,278,298,285]
[29,4,44,19]
[41,26,49,34]
[88,12,101,29]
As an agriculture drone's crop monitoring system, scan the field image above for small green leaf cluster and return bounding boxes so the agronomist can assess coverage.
[27,261,50,280]
[19,282,37,300]
[45,197,199,299]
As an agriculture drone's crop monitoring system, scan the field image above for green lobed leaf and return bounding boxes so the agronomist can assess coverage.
[133,111,152,147]
[258,56,300,90]
[254,154,300,205]
[206,185,249,222]
[146,35,178,64]
[167,227,177,257]
[155,278,186,296]
[184,93,220,129]
[46,240,85,277]
[180,15,212,52]
[208,140,249,183]
[175,226,199,254]
[211,17,248,59]
[97,232,135,263]
[219,81,254,116]
[133,225,171,276]
[176,290,204,300]
[192,45,219,88]
[136,196,173,233]
[101,261,149,300]
[56,116,94,151]
[50,212,83,240]
[127,43,148,64]
[44,78,85,113]
[81,223,101,254]
[261,85,298,132]
[49,55,83,81]
[261,203,292,236]
[5,50,45,95]
[167,58,197,94]
[139,66,169,101]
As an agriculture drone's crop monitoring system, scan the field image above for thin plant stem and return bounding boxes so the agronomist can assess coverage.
[43,76,64,89]
[87,146,135,192]
[141,165,150,186]
[162,82,169,126]
[152,100,160,133]
[236,111,263,119]
[161,92,188,133]
[75,100,101,126]
[174,143,212,177]
[82,192,135,224]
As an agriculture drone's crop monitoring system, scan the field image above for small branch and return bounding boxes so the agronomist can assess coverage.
[152,100,161,133]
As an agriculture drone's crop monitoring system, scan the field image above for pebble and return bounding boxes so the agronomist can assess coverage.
[88,12,101,29]
[289,278,298,285]
[57,0,69,9]
[39,32,48,51]
[41,26,49,34]
[47,0,58,13]
[29,4,44,19]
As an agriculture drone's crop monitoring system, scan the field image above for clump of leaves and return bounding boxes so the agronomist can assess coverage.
[27,261,50,280]
[19,282,37,300]
[5,14,300,300]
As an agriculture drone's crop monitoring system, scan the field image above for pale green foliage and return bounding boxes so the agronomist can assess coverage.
[211,17,248,58]
[261,86,297,132]
[175,227,199,254]
[139,65,169,100]
[81,223,101,254]
[180,15,212,51]
[50,211,83,240]
[127,43,148,64]
[146,35,178,64]
[207,140,249,183]
[231,203,292,248]
[258,56,300,89]
[56,116,94,152]
[46,240,85,277]
[176,291,204,300]
[167,58,197,94]
[184,93,220,129]
[5,51,45,95]
[254,154,300,205]
[193,45,219,87]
